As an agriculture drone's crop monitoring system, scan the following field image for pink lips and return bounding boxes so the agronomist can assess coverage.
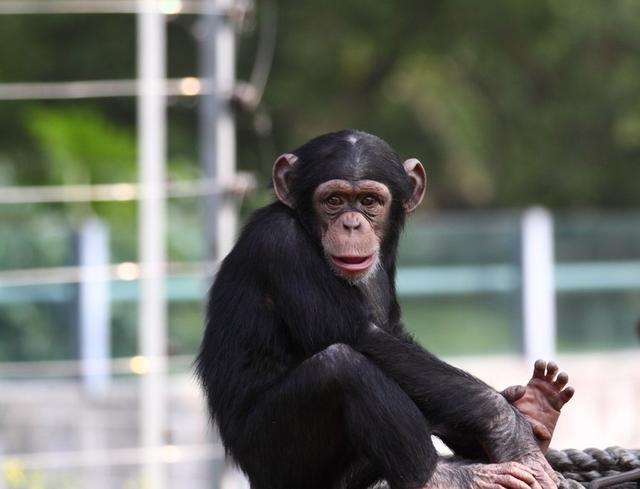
[330,255,375,273]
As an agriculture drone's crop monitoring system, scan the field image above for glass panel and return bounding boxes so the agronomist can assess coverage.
[555,212,640,352]
[398,213,522,356]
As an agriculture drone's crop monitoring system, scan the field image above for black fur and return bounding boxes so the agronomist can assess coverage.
[196,130,537,489]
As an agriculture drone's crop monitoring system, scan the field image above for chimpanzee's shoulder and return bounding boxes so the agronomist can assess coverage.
[225,202,311,268]
[239,201,306,249]
[244,201,297,229]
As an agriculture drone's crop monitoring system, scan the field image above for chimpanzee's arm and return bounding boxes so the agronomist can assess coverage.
[261,205,370,352]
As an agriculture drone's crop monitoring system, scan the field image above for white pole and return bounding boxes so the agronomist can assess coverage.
[78,217,111,396]
[215,0,237,259]
[137,1,167,488]
[198,3,237,486]
[521,207,556,364]
[200,0,238,261]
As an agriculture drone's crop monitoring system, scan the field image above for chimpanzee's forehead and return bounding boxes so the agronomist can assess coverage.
[290,129,411,198]
[300,153,407,190]
[298,142,398,174]
[317,154,388,177]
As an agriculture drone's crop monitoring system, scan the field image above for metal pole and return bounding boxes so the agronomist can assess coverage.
[198,3,237,486]
[521,207,556,363]
[78,217,111,396]
[199,0,237,264]
[137,1,167,488]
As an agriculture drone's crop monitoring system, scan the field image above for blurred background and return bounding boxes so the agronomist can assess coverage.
[0,0,639,488]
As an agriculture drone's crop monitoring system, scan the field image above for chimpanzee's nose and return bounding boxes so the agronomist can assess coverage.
[342,213,362,231]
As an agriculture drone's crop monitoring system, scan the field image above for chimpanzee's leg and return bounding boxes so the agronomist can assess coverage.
[355,326,555,479]
[232,343,436,489]
[434,360,576,462]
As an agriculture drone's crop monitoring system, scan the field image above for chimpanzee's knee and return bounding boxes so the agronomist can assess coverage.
[312,343,367,390]
[322,343,361,362]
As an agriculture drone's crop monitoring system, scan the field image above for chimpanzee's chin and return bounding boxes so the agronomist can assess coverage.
[340,256,381,286]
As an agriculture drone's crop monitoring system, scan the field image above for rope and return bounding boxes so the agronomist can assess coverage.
[548,447,640,488]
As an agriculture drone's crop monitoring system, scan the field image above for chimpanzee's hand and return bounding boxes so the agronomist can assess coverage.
[428,460,552,489]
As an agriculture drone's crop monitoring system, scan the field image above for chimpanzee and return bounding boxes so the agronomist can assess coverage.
[196,130,565,489]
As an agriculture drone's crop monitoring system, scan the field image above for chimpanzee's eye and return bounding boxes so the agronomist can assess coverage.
[326,195,343,207]
[361,196,378,207]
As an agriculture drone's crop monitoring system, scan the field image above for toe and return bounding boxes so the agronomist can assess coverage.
[560,386,575,403]
[545,362,559,381]
[553,372,569,389]
[502,385,526,402]
[551,386,575,409]
[533,359,547,379]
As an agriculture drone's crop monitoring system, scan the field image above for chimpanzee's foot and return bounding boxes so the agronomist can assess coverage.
[502,360,575,452]
[426,460,553,489]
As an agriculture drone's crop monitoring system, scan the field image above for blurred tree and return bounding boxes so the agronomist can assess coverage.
[1,1,639,209]
[257,0,640,209]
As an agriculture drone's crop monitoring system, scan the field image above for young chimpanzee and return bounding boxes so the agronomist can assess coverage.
[196,130,568,489]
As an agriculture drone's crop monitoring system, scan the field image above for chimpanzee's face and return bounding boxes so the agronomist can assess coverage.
[271,131,427,285]
[312,179,391,283]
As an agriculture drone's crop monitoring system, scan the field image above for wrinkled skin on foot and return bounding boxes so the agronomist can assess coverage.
[502,360,575,453]
[512,451,559,489]
[427,460,551,489]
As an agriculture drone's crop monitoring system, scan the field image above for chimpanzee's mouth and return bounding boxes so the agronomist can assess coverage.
[330,254,375,273]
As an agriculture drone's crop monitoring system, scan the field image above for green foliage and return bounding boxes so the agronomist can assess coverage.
[250,0,640,209]
[25,106,136,184]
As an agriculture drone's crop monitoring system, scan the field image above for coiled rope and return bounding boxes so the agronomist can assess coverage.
[548,447,640,488]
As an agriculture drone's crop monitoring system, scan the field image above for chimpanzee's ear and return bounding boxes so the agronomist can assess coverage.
[402,158,427,213]
[272,153,298,208]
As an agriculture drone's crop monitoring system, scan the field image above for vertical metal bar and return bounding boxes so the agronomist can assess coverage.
[214,0,237,259]
[198,2,237,486]
[199,0,237,264]
[78,217,111,396]
[199,2,218,263]
[521,207,556,363]
[77,219,109,488]
[137,1,167,488]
